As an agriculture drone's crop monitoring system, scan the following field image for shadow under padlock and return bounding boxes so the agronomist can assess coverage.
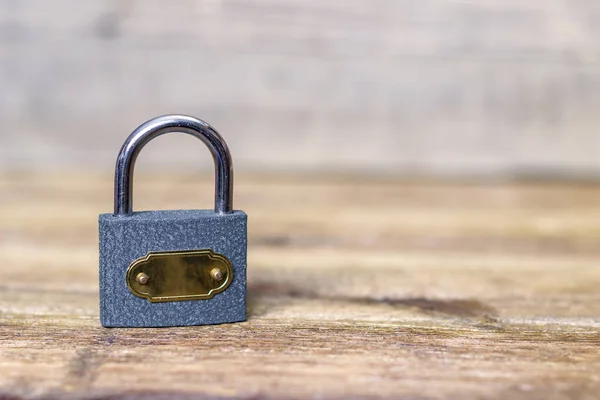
[99,115,247,328]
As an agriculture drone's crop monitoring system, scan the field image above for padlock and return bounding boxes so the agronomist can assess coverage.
[99,115,247,327]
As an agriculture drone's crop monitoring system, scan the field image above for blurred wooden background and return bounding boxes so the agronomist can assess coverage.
[1,0,600,177]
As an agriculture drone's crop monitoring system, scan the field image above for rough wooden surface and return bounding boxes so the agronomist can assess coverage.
[1,172,600,399]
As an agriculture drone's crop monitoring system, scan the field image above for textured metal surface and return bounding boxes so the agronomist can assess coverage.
[99,210,247,328]
[114,115,233,216]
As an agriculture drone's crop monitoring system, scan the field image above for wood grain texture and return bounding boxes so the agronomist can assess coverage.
[1,172,600,399]
[2,0,600,176]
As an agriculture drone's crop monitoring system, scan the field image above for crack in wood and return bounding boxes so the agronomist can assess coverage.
[248,282,499,320]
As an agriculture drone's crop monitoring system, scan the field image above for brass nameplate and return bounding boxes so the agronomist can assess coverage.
[126,249,233,303]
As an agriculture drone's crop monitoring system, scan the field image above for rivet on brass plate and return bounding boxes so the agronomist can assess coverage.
[136,272,150,285]
[210,268,224,281]
[126,249,233,303]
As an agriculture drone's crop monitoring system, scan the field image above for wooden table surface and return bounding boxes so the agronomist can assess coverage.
[1,172,599,399]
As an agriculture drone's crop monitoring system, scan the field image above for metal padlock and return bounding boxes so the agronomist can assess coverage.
[99,115,247,327]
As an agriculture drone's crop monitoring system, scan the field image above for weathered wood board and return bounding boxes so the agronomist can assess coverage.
[2,0,600,175]
[1,172,599,399]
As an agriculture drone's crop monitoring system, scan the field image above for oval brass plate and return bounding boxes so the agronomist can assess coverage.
[126,249,233,303]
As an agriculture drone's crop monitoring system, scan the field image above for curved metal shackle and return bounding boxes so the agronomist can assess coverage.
[114,115,233,216]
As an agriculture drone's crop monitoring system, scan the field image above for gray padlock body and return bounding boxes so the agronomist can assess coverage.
[99,210,247,327]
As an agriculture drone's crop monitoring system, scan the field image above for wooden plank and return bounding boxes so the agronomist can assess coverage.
[1,172,599,399]
[2,1,600,175]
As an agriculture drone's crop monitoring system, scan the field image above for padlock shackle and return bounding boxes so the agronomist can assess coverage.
[114,115,233,216]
